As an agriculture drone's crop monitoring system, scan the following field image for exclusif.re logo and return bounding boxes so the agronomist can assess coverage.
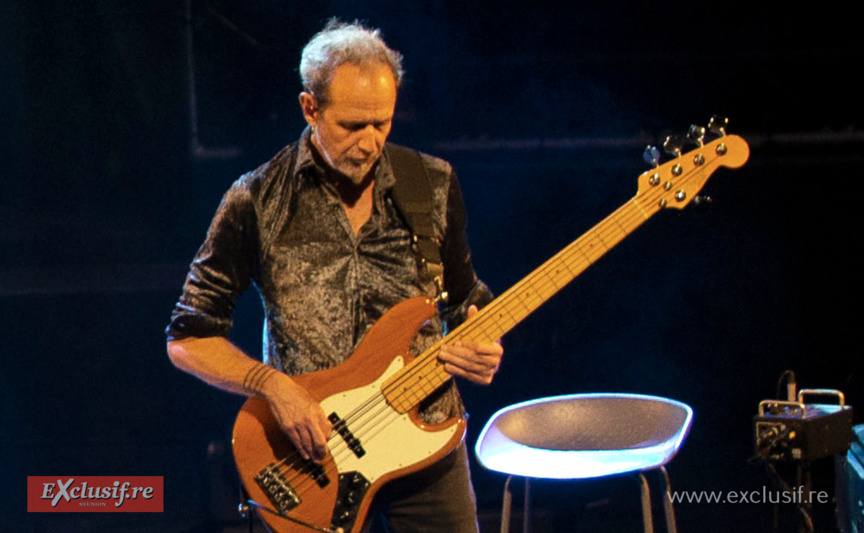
[27,476,163,513]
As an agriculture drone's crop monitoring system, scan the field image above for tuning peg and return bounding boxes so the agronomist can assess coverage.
[663,135,685,157]
[707,116,729,136]
[688,125,706,146]
[643,145,661,167]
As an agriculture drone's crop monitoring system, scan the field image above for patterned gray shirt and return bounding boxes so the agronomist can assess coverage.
[167,129,493,420]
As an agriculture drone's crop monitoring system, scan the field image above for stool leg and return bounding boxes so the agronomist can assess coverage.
[639,473,654,533]
[523,477,531,533]
[659,466,678,533]
[501,475,513,533]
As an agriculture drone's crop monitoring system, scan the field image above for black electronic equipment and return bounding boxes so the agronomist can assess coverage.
[754,389,853,463]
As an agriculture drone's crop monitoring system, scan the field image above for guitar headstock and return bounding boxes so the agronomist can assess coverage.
[637,117,749,211]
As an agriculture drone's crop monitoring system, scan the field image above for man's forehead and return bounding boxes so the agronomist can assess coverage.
[324,62,397,106]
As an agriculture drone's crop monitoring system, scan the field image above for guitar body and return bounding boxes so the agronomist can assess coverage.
[232,296,467,533]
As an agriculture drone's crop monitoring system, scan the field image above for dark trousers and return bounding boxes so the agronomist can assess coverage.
[362,443,479,533]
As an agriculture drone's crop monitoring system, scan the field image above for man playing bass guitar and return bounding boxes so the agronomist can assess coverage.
[167,18,503,533]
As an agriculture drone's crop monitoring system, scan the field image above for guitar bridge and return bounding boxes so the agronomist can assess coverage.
[255,463,301,514]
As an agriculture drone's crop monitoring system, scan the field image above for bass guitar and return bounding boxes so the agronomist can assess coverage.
[232,118,750,532]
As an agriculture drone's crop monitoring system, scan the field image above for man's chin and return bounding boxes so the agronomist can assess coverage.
[336,163,374,185]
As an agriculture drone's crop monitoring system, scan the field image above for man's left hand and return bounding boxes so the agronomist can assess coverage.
[438,305,503,385]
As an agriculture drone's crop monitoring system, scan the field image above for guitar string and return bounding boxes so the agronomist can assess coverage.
[268,386,444,506]
[260,354,426,493]
[263,343,439,484]
[264,389,393,486]
[383,196,645,392]
[259,141,727,510]
[263,356,442,498]
[266,393,395,500]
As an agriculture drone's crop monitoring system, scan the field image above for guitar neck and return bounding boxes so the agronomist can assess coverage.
[383,133,749,413]
[460,197,652,341]
[383,196,655,412]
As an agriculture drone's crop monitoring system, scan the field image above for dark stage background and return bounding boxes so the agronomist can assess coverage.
[2,1,862,531]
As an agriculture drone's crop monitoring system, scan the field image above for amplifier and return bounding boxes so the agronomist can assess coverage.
[754,389,853,462]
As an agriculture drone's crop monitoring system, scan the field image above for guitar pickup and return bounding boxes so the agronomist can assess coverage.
[329,412,366,458]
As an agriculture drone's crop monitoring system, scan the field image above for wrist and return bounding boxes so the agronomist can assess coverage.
[241,363,281,399]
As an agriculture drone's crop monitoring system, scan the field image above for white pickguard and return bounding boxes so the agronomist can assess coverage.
[320,357,459,483]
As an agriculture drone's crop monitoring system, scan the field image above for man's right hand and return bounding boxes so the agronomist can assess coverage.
[264,375,333,462]
[167,337,332,462]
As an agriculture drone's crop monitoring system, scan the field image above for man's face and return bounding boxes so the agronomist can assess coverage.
[301,62,397,185]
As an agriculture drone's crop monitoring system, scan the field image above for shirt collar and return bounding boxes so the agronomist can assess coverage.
[293,126,397,195]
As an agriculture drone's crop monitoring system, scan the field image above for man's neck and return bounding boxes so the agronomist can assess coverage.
[328,167,375,208]
[315,155,376,235]
[338,174,375,236]
[308,139,375,206]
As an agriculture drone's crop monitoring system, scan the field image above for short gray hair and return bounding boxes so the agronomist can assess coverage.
[299,19,404,105]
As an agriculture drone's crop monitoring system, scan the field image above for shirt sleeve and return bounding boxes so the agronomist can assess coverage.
[165,180,260,341]
[438,170,495,331]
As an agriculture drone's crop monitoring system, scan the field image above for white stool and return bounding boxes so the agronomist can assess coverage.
[475,393,693,533]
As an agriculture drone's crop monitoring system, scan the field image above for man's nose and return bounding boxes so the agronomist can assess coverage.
[357,126,381,154]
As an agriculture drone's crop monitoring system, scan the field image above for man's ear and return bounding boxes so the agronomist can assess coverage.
[299,92,319,126]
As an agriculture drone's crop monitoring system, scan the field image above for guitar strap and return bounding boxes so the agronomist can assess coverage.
[386,144,445,289]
